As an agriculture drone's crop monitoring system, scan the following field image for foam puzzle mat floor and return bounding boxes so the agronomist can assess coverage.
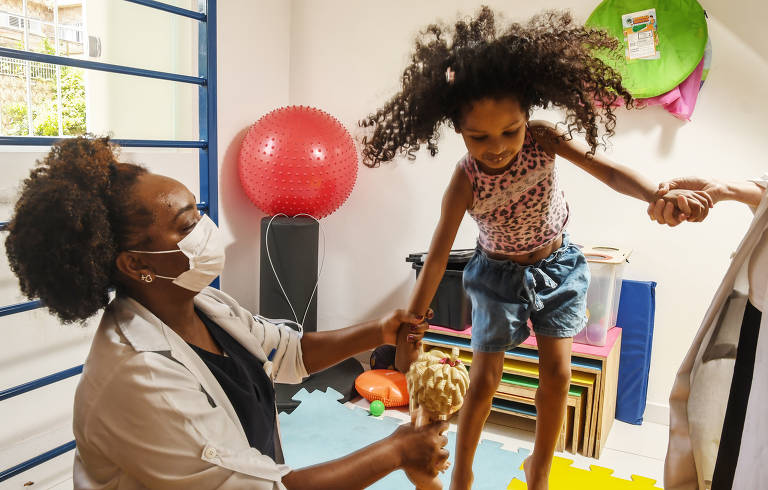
[278,388,663,489]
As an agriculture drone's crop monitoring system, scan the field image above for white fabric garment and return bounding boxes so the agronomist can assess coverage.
[73,287,308,490]
[733,176,768,489]
[732,283,768,488]
[665,176,768,490]
[747,227,768,311]
[748,176,768,311]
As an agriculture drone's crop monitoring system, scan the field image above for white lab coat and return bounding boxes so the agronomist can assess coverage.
[665,177,768,489]
[72,287,308,489]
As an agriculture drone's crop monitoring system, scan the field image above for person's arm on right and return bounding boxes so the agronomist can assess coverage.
[713,180,764,207]
[649,177,765,226]
[394,164,473,372]
[282,420,449,490]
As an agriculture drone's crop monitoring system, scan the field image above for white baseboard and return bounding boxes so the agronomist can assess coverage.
[643,401,670,426]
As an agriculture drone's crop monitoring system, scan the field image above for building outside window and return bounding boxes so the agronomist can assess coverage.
[0,0,86,137]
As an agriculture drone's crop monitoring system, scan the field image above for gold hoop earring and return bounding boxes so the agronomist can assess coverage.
[140,273,154,284]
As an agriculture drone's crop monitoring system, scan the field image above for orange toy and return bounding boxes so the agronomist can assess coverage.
[354,369,409,407]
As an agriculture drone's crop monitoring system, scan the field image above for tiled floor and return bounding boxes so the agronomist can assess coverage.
[349,396,668,487]
[17,398,668,489]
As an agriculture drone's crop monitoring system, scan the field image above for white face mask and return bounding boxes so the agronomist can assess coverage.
[128,214,225,292]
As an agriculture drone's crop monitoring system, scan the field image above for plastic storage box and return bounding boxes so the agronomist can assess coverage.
[574,246,632,346]
[406,249,474,331]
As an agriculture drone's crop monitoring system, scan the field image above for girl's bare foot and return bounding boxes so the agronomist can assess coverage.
[523,455,550,490]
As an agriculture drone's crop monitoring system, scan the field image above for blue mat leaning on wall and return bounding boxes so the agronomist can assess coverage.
[615,280,658,425]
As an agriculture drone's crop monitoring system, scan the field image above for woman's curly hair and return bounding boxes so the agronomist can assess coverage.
[5,137,152,323]
[359,7,632,167]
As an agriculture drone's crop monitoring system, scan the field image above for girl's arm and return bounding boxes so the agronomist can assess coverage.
[528,121,712,213]
[300,310,426,374]
[395,165,473,372]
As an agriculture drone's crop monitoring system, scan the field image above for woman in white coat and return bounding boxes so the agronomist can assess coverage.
[4,137,449,489]
[649,176,767,490]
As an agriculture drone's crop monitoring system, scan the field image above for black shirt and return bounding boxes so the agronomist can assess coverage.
[190,310,278,459]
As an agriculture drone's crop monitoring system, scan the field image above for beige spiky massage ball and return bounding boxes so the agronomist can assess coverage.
[406,347,470,416]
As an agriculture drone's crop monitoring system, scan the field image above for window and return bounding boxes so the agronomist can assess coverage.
[58,23,82,43]
[0,13,25,30]
[0,1,86,137]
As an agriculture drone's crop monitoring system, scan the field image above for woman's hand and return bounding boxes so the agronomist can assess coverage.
[661,189,713,222]
[648,177,721,226]
[657,176,726,202]
[282,417,449,489]
[380,308,432,346]
[392,420,450,476]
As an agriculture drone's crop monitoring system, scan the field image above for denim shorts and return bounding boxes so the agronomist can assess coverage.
[462,233,590,353]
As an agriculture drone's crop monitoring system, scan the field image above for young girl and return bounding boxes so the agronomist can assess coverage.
[360,8,710,490]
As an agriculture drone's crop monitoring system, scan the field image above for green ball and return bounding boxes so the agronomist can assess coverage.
[369,400,385,417]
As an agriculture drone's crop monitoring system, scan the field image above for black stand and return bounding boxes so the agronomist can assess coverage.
[260,216,363,413]
[260,216,319,331]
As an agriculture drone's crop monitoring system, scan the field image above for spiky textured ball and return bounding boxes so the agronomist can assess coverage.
[406,347,470,416]
[238,106,358,218]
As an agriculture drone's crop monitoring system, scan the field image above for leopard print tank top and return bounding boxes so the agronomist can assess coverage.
[460,128,569,255]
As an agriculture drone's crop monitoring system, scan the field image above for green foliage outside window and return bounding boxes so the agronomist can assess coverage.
[1,37,86,136]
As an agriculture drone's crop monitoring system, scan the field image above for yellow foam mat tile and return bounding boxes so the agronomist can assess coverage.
[507,456,662,489]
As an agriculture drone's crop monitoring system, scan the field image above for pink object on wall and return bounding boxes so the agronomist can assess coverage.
[603,58,706,121]
[643,59,705,121]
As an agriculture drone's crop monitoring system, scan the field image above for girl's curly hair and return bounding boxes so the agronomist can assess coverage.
[5,137,152,323]
[359,7,632,167]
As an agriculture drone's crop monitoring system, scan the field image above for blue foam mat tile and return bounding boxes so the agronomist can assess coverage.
[278,388,401,469]
[279,388,529,489]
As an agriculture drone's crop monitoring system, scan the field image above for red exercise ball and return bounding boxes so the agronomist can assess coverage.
[238,106,358,219]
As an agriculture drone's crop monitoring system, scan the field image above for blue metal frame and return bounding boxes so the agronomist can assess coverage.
[0,441,77,483]
[0,202,207,231]
[0,136,207,148]
[0,299,43,317]
[199,0,218,225]
[0,48,206,85]
[0,366,83,402]
[0,0,218,483]
[125,0,207,20]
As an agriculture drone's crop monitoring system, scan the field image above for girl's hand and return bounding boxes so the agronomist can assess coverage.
[648,177,722,226]
[380,309,432,346]
[662,189,713,222]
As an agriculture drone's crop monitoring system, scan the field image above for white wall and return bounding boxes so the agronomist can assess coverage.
[216,0,291,309]
[280,0,768,423]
